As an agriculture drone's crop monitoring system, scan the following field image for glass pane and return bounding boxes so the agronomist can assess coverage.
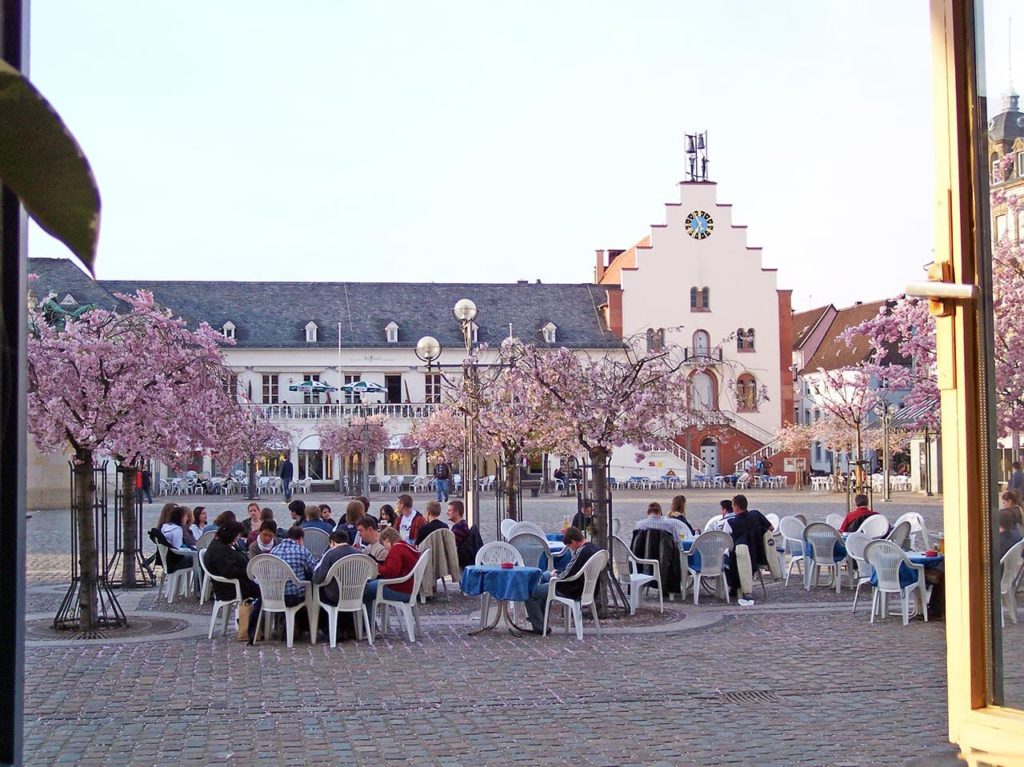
[974,0,1023,707]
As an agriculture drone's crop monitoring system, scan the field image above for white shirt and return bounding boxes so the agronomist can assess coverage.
[399,511,415,543]
[634,516,693,541]
[160,522,184,549]
[704,514,735,533]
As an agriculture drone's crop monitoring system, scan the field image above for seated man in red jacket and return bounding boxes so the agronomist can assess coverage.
[839,494,879,533]
[362,527,420,610]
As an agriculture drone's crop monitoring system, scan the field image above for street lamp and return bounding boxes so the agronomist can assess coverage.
[361,419,370,497]
[453,299,479,528]
[875,400,898,502]
[415,336,442,368]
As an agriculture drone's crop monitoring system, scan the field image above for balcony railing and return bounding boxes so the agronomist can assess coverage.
[682,346,723,364]
[251,402,439,421]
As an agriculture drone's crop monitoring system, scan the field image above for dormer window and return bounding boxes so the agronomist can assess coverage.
[305,321,318,343]
[541,322,557,344]
[222,321,236,340]
[385,321,399,344]
[59,294,77,307]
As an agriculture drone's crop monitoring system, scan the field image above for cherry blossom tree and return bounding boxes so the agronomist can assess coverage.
[216,402,292,499]
[519,342,691,551]
[27,289,239,627]
[317,416,390,491]
[403,405,465,464]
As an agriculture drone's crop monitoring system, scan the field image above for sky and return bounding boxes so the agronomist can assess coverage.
[24,1,1012,310]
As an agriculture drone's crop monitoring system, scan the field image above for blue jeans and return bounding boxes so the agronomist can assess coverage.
[524,572,553,633]
[435,478,450,502]
[282,478,292,499]
[363,579,411,610]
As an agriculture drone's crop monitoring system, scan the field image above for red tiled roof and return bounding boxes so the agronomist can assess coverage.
[801,299,899,373]
[792,305,833,350]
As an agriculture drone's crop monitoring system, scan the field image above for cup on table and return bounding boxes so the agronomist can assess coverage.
[501,562,514,569]
[936,533,945,554]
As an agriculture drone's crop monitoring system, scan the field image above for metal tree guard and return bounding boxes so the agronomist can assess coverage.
[577,454,629,614]
[104,463,155,588]
[493,462,524,538]
[54,461,127,631]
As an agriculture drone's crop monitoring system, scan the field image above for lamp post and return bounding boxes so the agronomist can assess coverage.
[452,299,479,529]
[875,400,897,502]
[361,419,370,497]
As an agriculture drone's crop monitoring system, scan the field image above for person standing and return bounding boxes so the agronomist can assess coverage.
[280,456,295,501]
[1010,462,1024,496]
[433,459,452,503]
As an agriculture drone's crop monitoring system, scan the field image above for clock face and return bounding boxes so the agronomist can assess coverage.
[685,210,714,240]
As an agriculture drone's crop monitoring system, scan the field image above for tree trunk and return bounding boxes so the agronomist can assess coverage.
[120,466,138,588]
[75,448,99,630]
[503,450,520,521]
[247,456,257,499]
[589,447,610,612]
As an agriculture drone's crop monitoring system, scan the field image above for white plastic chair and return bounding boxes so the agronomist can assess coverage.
[155,542,193,604]
[316,553,378,647]
[894,512,932,550]
[508,521,546,539]
[858,514,891,539]
[764,513,784,574]
[611,535,663,614]
[886,520,912,550]
[688,531,733,605]
[476,541,525,567]
[803,522,845,593]
[864,539,928,625]
[779,516,806,586]
[193,531,217,603]
[1001,539,1024,627]
[246,554,316,648]
[200,549,243,639]
[500,518,517,541]
[508,532,552,571]
[825,513,845,530]
[371,549,432,642]
[303,528,331,560]
[844,531,873,612]
[542,549,610,640]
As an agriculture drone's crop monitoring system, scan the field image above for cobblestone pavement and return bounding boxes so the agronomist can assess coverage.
[23,489,967,766]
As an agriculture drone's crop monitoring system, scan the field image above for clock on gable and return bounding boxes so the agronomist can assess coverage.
[685,210,714,240]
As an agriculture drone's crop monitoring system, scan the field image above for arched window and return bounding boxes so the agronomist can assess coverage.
[690,286,710,311]
[689,370,716,411]
[737,327,755,352]
[692,329,710,356]
[735,373,758,412]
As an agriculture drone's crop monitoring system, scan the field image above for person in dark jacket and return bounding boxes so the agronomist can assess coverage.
[415,501,448,546]
[723,494,773,604]
[570,499,596,535]
[280,457,295,501]
[204,521,259,601]
[312,530,359,606]
[523,527,600,634]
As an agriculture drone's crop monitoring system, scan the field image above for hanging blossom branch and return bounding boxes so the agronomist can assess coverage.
[317,416,390,460]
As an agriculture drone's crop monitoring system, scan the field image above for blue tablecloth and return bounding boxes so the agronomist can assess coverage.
[803,540,849,563]
[539,548,572,571]
[546,533,563,542]
[678,539,700,571]
[869,553,943,588]
[460,566,543,601]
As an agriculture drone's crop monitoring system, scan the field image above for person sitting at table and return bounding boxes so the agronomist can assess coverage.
[189,507,207,542]
[447,500,481,569]
[319,504,334,526]
[1000,491,1024,532]
[838,494,880,533]
[378,504,398,530]
[355,515,388,563]
[313,530,359,606]
[288,499,307,528]
[396,494,425,544]
[634,501,692,540]
[270,526,317,603]
[570,499,597,535]
[205,521,260,601]
[157,502,177,529]
[248,520,280,558]
[415,501,448,546]
[722,494,774,606]
[336,500,363,545]
[181,507,198,548]
[666,495,697,536]
[242,502,262,537]
[351,496,376,527]
[301,505,334,534]
[362,527,420,611]
[160,506,194,552]
[998,507,1023,560]
[523,527,600,635]
[704,499,735,533]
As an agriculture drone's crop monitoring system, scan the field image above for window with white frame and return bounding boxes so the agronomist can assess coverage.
[1017,152,1024,179]
[305,321,318,343]
[996,214,1008,242]
[261,374,279,404]
[385,321,399,344]
[542,322,557,343]
[470,321,479,344]
[224,373,239,398]
[222,320,236,340]
[343,374,361,404]
[424,373,442,404]
[1017,209,1024,243]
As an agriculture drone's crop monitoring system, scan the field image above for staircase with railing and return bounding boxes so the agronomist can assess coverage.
[647,440,710,477]
[733,439,783,473]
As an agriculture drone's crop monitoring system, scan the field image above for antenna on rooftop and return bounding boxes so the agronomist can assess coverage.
[684,131,709,182]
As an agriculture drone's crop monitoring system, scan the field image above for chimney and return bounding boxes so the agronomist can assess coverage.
[595,249,606,283]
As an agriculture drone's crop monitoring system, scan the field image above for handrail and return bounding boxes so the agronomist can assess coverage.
[250,402,438,420]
